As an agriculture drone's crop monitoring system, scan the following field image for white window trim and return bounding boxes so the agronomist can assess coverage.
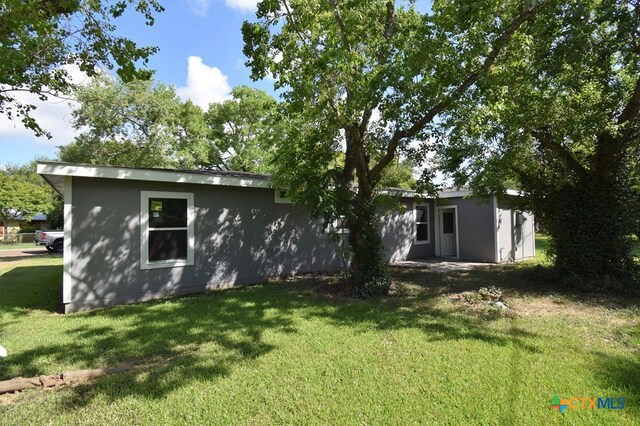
[140,191,194,270]
[413,202,430,245]
[333,215,350,234]
[274,189,293,204]
[63,176,73,304]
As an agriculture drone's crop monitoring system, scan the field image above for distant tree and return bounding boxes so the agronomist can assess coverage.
[243,0,550,294]
[2,161,45,186]
[205,86,278,173]
[2,161,63,230]
[436,0,640,288]
[378,158,416,190]
[59,76,211,168]
[0,171,52,238]
[0,0,164,137]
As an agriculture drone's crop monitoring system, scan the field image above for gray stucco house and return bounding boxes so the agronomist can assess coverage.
[37,161,535,313]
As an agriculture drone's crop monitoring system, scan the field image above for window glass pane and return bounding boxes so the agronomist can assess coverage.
[416,206,427,223]
[149,230,187,261]
[443,212,455,234]
[149,198,187,228]
[416,223,429,241]
[336,216,349,230]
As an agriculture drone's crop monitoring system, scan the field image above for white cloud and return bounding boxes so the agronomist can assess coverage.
[176,56,231,109]
[0,94,77,143]
[186,0,212,17]
[225,0,258,13]
[0,65,91,146]
[186,0,257,16]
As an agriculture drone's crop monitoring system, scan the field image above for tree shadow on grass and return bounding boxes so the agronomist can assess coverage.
[0,265,62,313]
[390,265,640,310]
[591,351,640,419]
[1,276,541,408]
[1,265,637,411]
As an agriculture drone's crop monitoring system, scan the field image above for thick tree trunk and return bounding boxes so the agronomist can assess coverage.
[347,188,390,296]
[543,174,638,289]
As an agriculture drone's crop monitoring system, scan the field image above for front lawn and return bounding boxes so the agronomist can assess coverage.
[0,242,41,251]
[0,240,638,424]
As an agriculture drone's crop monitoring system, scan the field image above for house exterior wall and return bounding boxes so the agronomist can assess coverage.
[0,220,20,235]
[62,174,532,312]
[496,199,535,262]
[66,177,346,312]
[380,199,435,262]
[437,197,497,262]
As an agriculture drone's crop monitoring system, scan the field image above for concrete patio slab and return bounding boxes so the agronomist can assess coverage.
[389,258,493,273]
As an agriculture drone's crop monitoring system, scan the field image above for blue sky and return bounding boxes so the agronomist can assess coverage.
[0,0,269,167]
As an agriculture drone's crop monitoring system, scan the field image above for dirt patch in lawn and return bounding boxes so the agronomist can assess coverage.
[445,284,638,327]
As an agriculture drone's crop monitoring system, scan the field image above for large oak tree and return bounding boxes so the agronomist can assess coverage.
[436,0,640,288]
[243,0,550,294]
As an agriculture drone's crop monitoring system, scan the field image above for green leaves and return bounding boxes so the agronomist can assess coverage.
[435,0,640,287]
[243,0,551,292]
[204,86,279,173]
[59,79,280,173]
[0,170,52,231]
[60,76,210,169]
[0,0,164,137]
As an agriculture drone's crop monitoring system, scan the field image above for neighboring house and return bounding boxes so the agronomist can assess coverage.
[0,213,48,236]
[17,213,48,231]
[27,213,48,227]
[0,220,19,236]
[37,161,535,313]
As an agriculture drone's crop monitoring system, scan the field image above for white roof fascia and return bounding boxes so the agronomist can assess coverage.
[438,189,525,199]
[437,190,473,198]
[505,189,525,197]
[378,189,420,198]
[37,162,272,196]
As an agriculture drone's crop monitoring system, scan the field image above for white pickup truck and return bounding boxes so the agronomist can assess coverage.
[35,230,64,253]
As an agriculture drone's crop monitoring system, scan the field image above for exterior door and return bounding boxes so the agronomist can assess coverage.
[440,208,457,257]
[512,211,524,260]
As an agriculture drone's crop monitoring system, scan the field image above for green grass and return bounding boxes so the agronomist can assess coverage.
[0,238,638,425]
[0,242,41,250]
[632,234,640,259]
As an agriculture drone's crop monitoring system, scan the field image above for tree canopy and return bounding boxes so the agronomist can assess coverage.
[436,0,640,287]
[59,76,211,169]
[243,0,550,294]
[0,168,52,236]
[59,78,279,173]
[205,85,279,173]
[1,161,63,231]
[0,0,164,137]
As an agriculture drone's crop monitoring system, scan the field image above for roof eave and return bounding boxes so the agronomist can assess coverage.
[36,161,273,197]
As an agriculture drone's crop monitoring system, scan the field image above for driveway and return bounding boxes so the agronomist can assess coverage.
[0,248,50,260]
[389,258,492,273]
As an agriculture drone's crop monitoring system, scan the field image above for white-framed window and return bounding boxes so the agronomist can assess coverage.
[140,191,194,270]
[274,189,293,204]
[414,202,430,244]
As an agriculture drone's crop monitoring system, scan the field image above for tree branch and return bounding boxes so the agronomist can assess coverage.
[370,0,551,182]
[328,0,351,49]
[617,74,640,125]
[532,128,587,176]
[282,0,311,46]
